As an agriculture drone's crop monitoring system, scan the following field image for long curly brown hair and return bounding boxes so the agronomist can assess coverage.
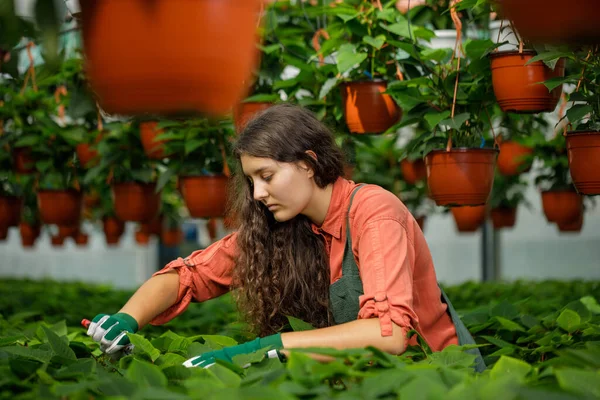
[228,104,345,336]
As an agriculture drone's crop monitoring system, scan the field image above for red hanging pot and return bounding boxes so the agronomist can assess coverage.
[491,206,517,229]
[499,0,600,45]
[557,213,584,233]
[103,217,125,245]
[140,121,171,160]
[112,182,161,223]
[179,175,229,218]
[19,222,40,248]
[0,196,23,228]
[233,102,273,133]
[451,205,487,233]
[162,228,183,247]
[489,51,565,113]
[566,130,600,195]
[541,189,582,225]
[340,81,401,134]
[401,159,427,185]
[37,190,82,226]
[497,141,533,176]
[79,0,262,116]
[425,148,498,206]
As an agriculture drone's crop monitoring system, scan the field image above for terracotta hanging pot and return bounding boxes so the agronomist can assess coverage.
[0,196,23,228]
[179,175,229,218]
[0,226,8,240]
[340,81,401,134]
[566,131,600,195]
[74,232,89,246]
[499,0,600,45]
[58,224,80,239]
[497,141,533,176]
[103,217,125,245]
[161,228,183,247]
[233,102,273,133]
[51,235,65,247]
[425,148,499,206]
[79,0,262,116]
[135,230,151,245]
[112,182,161,222]
[401,158,427,185]
[451,205,487,233]
[13,147,35,174]
[140,121,171,160]
[491,206,517,229]
[76,138,101,169]
[489,51,565,113]
[19,222,40,248]
[557,213,584,233]
[541,189,582,225]
[139,215,163,237]
[37,190,82,226]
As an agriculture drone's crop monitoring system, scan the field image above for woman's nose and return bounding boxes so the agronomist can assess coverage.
[253,182,268,202]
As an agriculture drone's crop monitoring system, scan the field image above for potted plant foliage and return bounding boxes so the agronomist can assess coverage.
[0,140,23,240]
[387,35,500,206]
[18,175,41,248]
[160,183,184,248]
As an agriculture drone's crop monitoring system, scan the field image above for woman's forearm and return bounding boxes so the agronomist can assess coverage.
[280,318,406,355]
[118,271,180,329]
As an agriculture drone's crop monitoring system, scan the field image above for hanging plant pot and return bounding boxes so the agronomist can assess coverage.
[491,206,517,229]
[74,232,89,247]
[489,51,565,113]
[19,222,40,248]
[451,205,487,233]
[77,131,104,168]
[37,190,82,226]
[566,131,600,195]
[162,229,183,247]
[112,182,161,222]
[51,235,65,247]
[541,189,582,225]
[233,102,273,133]
[140,121,171,160]
[58,224,79,239]
[0,196,23,228]
[135,230,151,245]
[500,0,600,45]
[13,147,35,174]
[139,215,163,237]
[401,159,427,185]
[340,81,401,134]
[79,0,262,116]
[497,141,533,176]
[557,213,584,233]
[179,175,229,218]
[0,226,7,241]
[103,217,125,246]
[425,148,498,206]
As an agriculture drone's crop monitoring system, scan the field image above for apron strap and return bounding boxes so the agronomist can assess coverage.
[341,184,365,276]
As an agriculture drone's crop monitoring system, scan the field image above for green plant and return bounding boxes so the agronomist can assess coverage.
[489,173,530,210]
[531,132,572,191]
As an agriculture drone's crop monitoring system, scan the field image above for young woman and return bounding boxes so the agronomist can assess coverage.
[86,104,485,371]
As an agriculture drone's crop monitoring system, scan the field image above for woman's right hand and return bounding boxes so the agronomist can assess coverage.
[86,313,139,354]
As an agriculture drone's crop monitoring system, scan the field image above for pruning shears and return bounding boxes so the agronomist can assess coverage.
[81,319,135,354]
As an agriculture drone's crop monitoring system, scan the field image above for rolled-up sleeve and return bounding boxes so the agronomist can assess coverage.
[355,217,418,337]
[150,232,237,325]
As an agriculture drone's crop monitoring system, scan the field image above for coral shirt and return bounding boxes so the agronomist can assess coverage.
[151,178,458,351]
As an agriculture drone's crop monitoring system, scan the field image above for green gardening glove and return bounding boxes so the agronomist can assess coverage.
[183,333,283,368]
[86,313,139,354]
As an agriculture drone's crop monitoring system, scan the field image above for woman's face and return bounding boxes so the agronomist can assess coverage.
[241,154,315,222]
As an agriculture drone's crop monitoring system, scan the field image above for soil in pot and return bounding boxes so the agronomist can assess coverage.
[489,50,565,113]
[341,81,401,134]
[425,148,498,206]
[566,131,600,195]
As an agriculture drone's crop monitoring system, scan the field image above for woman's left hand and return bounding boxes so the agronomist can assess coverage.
[183,333,283,368]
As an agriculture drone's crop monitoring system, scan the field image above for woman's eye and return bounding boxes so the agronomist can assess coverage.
[262,175,272,182]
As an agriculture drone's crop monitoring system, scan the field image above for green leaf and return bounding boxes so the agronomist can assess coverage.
[1,346,53,363]
[42,326,76,362]
[526,51,574,69]
[491,301,520,320]
[319,77,339,100]
[555,368,600,398]
[162,365,192,381]
[125,359,168,388]
[494,317,526,332]
[580,296,600,314]
[490,356,532,380]
[155,353,187,368]
[556,309,581,333]
[566,104,592,125]
[363,35,386,49]
[427,345,477,369]
[382,21,412,38]
[439,113,470,131]
[543,74,578,91]
[420,48,451,62]
[0,335,24,347]
[287,316,315,332]
[424,111,451,130]
[185,139,207,155]
[201,335,238,349]
[128,333,161,362]
[336,44,368,74]
[155,164,178,192]
[464,39,497,59]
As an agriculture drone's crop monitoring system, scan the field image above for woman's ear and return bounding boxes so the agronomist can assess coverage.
[305,150,318,161]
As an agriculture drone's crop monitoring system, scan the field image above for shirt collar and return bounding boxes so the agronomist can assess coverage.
[311,177,354,240]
